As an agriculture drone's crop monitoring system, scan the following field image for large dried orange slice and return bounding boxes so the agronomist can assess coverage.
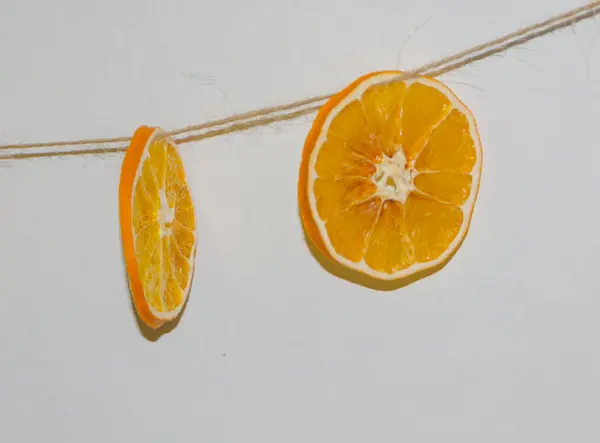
[298,71,482,282]
[119,126,197,328]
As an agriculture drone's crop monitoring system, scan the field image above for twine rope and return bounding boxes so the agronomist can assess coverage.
[2,1,599,161]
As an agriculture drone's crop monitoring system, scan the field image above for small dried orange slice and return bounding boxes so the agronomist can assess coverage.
[119,126,197,328]
[298,71,482,282]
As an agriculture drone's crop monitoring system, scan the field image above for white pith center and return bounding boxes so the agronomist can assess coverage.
[158,188,175,237]
[373,148,415,203]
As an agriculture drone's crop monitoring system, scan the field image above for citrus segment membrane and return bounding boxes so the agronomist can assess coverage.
[303,71,482,281]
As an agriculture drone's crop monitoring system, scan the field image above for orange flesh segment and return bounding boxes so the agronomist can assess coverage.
[414,173,472,206]
[415,109,477,173]
[311,76,479,275]
[405,194,464,262]
[327,100,383,163]
[131,137,194,314]
[360,81,405,157]
[315,137,377,179]
[314,177,377,221]
[324,197,382,262]
[364,200,415,273]
[401,82,452,160]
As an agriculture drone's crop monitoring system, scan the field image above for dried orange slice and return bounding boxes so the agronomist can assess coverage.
[298,71,482,282]
[119,126,197,328]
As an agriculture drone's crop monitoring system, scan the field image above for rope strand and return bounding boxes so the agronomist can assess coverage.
[2,1,599,160]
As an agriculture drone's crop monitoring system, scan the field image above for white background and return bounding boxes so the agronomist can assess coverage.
[2,0,600,441]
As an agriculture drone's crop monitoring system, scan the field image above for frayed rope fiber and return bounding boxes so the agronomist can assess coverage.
[2,1,600,161]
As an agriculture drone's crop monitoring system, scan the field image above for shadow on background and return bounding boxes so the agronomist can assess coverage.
[130,294,189,342]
